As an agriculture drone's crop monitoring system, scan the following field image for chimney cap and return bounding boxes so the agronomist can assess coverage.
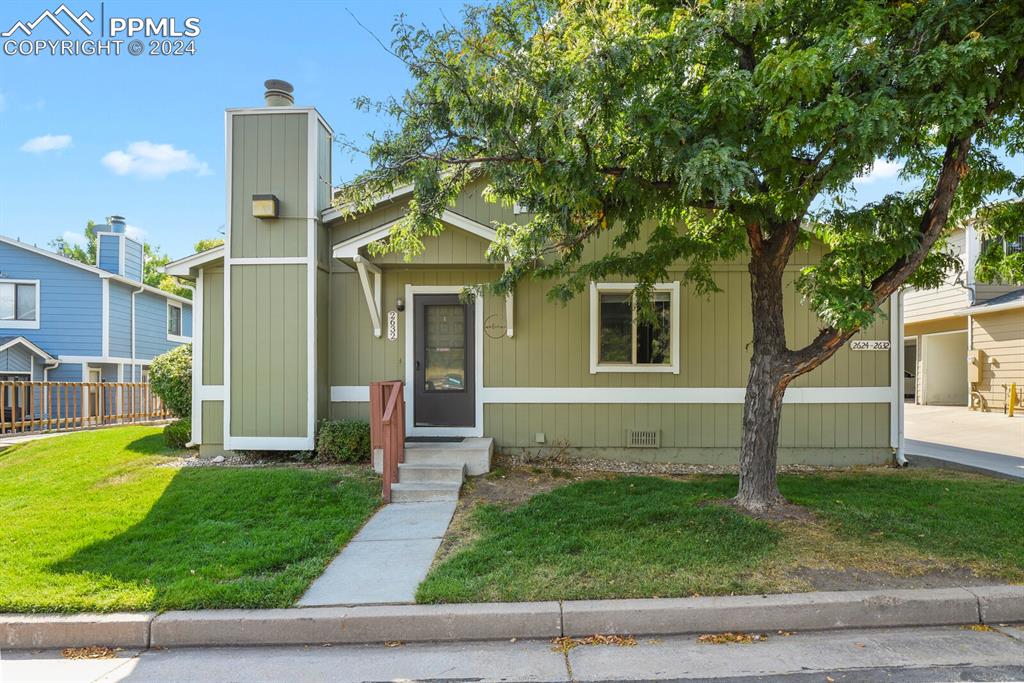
[264,79,294,106]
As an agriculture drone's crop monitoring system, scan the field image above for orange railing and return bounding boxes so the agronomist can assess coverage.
[0,381,171,435]
[370,380,404,503]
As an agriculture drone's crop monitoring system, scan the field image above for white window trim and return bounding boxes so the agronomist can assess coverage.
[166,300,189,343]
[0,279,41,330]
[589,281,680,374]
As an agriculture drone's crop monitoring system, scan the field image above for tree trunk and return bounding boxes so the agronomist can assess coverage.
[736,355,788,512]
[734,232,793,512]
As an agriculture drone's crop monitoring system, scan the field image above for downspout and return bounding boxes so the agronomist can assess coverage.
[130,283,145,380]
[895,289,907,467]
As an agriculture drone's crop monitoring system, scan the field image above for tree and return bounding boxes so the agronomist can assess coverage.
[973,201,1024,284]
[339,0,1024,512]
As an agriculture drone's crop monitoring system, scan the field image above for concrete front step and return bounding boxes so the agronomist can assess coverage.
[373,437,493,476]
[391,482,462,503]
[398,463,465,484]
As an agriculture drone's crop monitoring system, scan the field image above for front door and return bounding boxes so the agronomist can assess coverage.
[413,294,475,427]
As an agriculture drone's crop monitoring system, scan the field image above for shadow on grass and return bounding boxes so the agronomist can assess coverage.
[51,465,381,610]
[124,432,180,457]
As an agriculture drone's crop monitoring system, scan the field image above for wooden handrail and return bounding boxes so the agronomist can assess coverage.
[371,380,405,503]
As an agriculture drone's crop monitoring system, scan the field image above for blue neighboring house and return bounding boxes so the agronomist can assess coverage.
[0,215,192,393]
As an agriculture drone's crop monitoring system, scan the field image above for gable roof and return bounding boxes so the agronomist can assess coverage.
[331,209,496,260]
[0,336,56,363]
[965,287,1024,314]
[0,234,192,304]
[163,245,225,277]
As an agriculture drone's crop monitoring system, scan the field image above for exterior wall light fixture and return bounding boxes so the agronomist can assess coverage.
[252,194,279,219]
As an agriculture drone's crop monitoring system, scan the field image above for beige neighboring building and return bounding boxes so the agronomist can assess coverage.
[903,224,1024,412]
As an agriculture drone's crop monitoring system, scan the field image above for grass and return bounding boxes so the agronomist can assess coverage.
[0,427,381,612]
[417,470,1024,603]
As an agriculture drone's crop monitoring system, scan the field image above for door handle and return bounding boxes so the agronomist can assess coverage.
[415,361,421,371]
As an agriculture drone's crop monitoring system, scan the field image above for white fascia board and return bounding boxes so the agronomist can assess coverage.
[331,209,496,260]
[0,235,105,276]
[322,183,416,224]
[0,336,56,362]
[959,299,1024,315]
[163,246,225,276]
[100,272,193,305]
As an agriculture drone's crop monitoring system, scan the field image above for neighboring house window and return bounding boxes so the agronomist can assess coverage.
[589,282,680,374]
[166,301,187,341]
[0,280,40,329]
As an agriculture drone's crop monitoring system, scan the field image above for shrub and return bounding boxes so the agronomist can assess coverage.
[164,418,192,449]
[150,344,192,418]
[316,420,371,463]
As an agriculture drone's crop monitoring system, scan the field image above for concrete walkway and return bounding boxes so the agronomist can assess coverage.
[297,501,457,606]
[904,403,1024,480]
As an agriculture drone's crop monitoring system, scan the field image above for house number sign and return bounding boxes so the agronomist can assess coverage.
[849,340,890,351]
[387,311,399,341]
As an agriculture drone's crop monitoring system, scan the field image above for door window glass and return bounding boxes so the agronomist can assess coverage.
[424,304,466,392]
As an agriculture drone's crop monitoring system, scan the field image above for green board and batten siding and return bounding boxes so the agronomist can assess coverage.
[223,108,332,443]
[326,179,893,464]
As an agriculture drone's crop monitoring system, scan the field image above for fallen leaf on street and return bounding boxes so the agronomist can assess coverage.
[697,632,767,645]
[61,646,119,660]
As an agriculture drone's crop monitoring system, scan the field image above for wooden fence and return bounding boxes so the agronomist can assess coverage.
[0,381,171,435]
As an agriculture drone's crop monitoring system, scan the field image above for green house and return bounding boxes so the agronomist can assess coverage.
[166,81,902,481]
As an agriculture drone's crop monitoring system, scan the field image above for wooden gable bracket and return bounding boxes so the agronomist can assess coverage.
[353,255,382,337]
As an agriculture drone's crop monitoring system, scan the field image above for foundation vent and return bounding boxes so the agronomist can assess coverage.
[626,429,660,448]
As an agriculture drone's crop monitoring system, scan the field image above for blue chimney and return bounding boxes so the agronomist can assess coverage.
[96,215,144,282]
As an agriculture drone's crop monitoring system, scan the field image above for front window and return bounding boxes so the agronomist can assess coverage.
[167,302,182,337]
[0,281,39,328]
[590,283,679,373]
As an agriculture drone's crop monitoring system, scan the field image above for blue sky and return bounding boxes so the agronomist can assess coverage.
[0,1,1017,261]
[0,0,466,258]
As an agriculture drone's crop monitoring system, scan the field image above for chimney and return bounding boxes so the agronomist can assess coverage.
[264,79,294,107]
[107,215,126,234]
[96,215,143,282]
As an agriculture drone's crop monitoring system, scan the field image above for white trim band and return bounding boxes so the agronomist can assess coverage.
[330,385,893,405]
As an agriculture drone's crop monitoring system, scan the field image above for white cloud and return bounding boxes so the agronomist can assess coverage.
[101,141,211,179]
[61,230,87,246]
[124,224,147,241]
[21,134,72,153]
[854,159,902,185]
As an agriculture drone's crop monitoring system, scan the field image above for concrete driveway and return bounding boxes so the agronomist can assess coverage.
[904,403,1024,480]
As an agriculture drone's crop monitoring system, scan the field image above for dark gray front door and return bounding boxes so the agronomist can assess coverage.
[413,294,475,427]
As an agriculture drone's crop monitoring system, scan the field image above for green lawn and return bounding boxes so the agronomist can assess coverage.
[417,471,1024,603]
[0,427,381,612]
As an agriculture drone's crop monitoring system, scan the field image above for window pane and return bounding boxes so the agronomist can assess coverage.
[16,284,36,321]
[0,284,14,320]
[424,304,466,392]
[599,293,632,363]
[168,306,181,335]
[637,292,672,365]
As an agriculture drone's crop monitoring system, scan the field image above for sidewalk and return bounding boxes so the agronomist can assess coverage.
[297,501,457,606]
[904,403,1024,480]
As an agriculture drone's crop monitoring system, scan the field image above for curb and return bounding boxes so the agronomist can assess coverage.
[2,586,1021,650]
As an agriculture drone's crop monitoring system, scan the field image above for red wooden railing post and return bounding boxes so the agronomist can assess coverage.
[373,380,405,504]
